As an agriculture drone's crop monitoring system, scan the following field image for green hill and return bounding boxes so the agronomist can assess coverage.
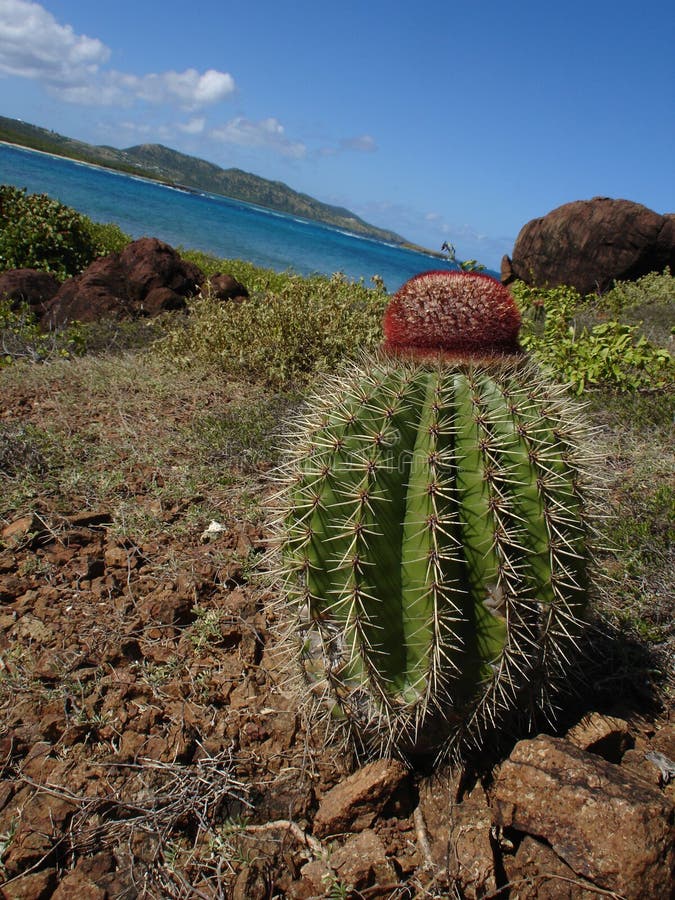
[0,115,407,245]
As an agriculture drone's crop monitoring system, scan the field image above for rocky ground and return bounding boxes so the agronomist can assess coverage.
[0,351,673,899]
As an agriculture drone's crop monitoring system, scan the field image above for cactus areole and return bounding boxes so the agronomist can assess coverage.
[277,271,592,760]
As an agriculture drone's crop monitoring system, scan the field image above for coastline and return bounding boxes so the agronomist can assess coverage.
[0,139,193,192]
[1,139,450,264]
[0,129,420,251]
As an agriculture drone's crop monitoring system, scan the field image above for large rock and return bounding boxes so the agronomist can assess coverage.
[44,238,204,326]
[312,758,410,838]
[504,198,675,294]
[208,272,249,302]
[502,835,598,899]
[0,268,59,315]
[491,734,675,899]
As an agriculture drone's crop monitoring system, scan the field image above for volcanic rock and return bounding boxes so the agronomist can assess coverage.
[504,197,675,294]
[208,272,249,302]
[44,237,204,326]
[117,237,203,300]
[418,773,496,897]
[329,830,399,893]
[312,758,410,837]
[491,734,675,898]
[502,835,598,899]
[0,268,59,314]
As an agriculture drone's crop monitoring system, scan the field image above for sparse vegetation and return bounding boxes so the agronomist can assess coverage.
[158,269,389,386]
[0,299,87,366]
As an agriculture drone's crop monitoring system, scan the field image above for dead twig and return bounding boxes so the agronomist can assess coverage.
[242,818,324,857]
[413,806,435,871]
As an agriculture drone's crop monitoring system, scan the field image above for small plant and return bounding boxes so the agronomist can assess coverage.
[0,299,86,366]
[0,421,48,477]
[321,871,352,899]
[189,606,225,650]
[275,271,597,760]
[459,258,486,273]
[0,819,18,876]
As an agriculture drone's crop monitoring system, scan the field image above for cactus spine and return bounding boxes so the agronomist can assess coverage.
[275,271,594,759]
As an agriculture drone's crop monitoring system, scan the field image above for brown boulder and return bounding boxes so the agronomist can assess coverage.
[208,272,249,302]
[505,197,675,294]
[491,734,675,898]
[312,758,410,837]
[118,237,203,301]
[44,254,128,324]
[503,835,599,899]
[44,237,204,326]
[0,268,59,314]
[500,254,516,285]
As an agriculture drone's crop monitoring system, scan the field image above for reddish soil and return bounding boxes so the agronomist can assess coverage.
[0,363,672,899]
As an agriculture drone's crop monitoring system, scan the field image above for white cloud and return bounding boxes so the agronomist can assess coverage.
[178,117,206,135]
[0,1,235,109]
[128,68,235,108]
[339,134,377,153]
[318,134,378,157]
[211,116,306,159]
[0,0,110,83]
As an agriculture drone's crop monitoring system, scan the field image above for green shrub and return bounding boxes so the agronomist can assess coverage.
[512,279,674,394]
[0,185,130,279]
[598,267,675,314]
[82,218,130,258]
[158,272,389,387]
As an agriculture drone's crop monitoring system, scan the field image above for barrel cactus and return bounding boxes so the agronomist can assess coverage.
[274,270,596,760]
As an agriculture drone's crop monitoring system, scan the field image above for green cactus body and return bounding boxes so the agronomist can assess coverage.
[277,272,593,758]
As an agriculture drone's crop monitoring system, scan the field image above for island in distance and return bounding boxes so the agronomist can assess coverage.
[0,115,417,249]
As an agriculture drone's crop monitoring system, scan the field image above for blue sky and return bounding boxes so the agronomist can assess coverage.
[1,0,673,268]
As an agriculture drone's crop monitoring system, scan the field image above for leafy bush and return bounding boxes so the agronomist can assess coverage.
[598,267,675,314]
[158,272,389,386]
[82,218,130,258]
[0,299,85,366]
[0,185,130,279]
[512,279,674,394]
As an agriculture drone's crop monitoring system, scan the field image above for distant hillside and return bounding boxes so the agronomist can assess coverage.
[0,115,407,245]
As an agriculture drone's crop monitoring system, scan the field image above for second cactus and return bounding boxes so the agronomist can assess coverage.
[276,271,594,759]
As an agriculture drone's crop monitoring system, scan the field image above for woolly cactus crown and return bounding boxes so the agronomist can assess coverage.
[383,270,522,357]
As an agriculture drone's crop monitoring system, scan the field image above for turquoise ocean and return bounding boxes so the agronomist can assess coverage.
[1,142,494,292]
